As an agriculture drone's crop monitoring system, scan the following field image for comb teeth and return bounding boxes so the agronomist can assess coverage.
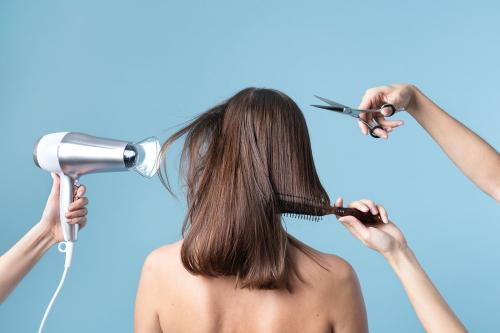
[278,193,329,222]
[281,212,322,222]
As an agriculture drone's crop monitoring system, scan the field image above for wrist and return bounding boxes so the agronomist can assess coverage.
[405,85,421,114]
[35,220,58,247]
[405,85,431,118]
[383,244,414,269]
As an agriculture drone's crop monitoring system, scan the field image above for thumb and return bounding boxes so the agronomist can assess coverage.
[380,106,393,117]
[49,173,60,199]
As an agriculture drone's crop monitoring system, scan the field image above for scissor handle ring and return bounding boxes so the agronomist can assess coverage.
[369,125,383,139]
[379,103,396,117]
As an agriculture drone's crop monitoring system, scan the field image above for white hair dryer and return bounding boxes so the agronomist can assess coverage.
[33,132,160,242]
[32,132,160,333]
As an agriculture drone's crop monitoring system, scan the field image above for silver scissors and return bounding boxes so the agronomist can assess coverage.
[311,95,406,138]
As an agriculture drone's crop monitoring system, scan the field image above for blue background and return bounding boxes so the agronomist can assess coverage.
[1,0,499,332]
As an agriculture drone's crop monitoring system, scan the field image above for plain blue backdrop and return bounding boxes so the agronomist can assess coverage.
[1,0,499,332]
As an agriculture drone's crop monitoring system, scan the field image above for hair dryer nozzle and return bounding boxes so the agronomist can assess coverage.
[126,136,161,178]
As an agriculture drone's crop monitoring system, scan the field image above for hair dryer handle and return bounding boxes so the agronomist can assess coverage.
[59,174,79,241]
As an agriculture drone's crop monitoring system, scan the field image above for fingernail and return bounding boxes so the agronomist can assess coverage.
[398,121,404,125]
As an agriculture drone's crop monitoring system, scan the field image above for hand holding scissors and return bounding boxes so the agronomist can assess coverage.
[312,92,406,139]
[356,85,412,138]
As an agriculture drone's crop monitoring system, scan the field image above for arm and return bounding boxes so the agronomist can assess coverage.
[409,87,500,201]
[0,174,88,304]
[337,198,467,333]
[385,246,466,333]
[357,84,500,202]
[0,222,55,303]
[135,253,163,333]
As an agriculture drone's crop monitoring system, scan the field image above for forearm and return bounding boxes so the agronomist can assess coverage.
[385,247,467,333]
[0,222,55,303]
[407,87,500,201]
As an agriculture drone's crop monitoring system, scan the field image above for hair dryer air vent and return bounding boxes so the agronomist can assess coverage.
[125,136,161,178]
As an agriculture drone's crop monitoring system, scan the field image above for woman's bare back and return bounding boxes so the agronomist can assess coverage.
[135,241,368,333]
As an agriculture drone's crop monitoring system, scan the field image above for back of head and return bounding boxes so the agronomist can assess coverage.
[159,87,329,289]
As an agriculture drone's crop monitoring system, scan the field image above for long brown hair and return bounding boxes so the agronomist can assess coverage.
[159,88,329,289]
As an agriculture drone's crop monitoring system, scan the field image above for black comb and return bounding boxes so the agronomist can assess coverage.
[278,193,383,225]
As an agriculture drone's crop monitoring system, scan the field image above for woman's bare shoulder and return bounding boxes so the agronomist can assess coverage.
[292,241,365,327]
[146,240,182,260]
[292,241,359,291]
[141,240,186,279]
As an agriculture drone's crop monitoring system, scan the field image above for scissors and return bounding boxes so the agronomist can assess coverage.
[311,95,406,138]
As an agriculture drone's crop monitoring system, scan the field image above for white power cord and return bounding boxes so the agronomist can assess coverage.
[38,241,74,333]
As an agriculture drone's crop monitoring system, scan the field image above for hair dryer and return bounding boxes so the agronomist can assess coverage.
[33,132,160,333]
[33,132,160,242]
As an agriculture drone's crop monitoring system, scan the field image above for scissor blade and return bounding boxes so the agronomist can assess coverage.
[310,104,344,112]
[314,95,349,109]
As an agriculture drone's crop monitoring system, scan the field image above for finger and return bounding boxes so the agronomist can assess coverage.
[348,201,370,213]
[358,86,392,109]
[75,185,86,198]
[358,114,369,135]
[377,205,389,224]
[372,127,388,139]
[367,115,388,139]
[357,120,369,135]
[375,120,403,134]
[69,197,89,210]
[334,197,344,220]
[358,95,373,110]
[380,105,395,116]
[365,113,378,137]
[375,117,404,128]
[339,216,370,241]
[78,220,87,230]
[65,208,88,219]
[340,219,363,240]
[339,217,363,239]
[67,216,87,225]
[380,103,406,116]
[358,89,377,109]
[359,199,378,214]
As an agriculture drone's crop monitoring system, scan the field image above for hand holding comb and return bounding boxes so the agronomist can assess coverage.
[279,193,383,225]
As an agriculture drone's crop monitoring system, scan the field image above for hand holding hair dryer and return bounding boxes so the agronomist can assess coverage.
[33,132,160,242]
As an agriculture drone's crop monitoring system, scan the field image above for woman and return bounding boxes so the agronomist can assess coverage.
[134,88,466,332]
